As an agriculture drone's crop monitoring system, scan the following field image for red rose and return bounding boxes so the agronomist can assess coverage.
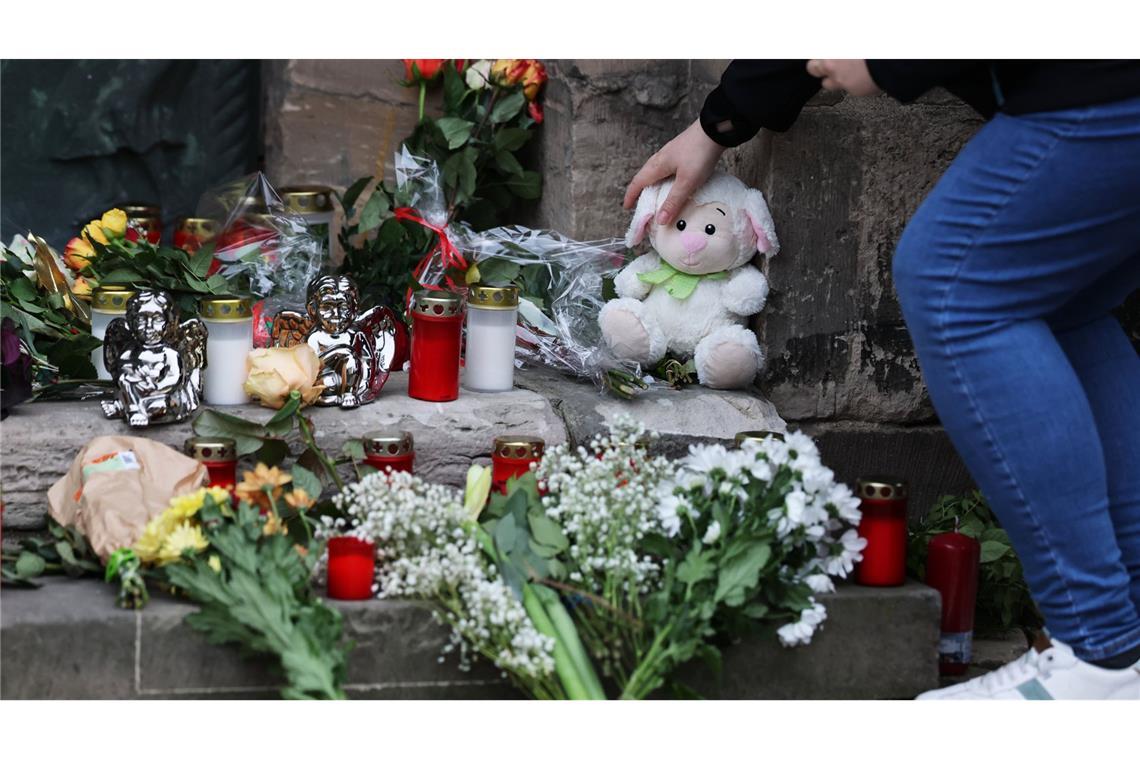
[403,59,446,83]
[528,101,544,124]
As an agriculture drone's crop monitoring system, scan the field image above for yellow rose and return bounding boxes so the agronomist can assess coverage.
[100,208,128,239]
[83,221,108,246]
[244,344,324,409]
[63,237,95,272]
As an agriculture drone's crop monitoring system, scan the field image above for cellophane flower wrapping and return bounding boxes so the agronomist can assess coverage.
[197,172,326,346]
[393,148,646,391]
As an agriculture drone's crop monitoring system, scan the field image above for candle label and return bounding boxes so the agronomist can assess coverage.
[938,630,973,665]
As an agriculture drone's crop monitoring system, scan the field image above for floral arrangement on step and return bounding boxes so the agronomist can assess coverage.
[323,417,867,699]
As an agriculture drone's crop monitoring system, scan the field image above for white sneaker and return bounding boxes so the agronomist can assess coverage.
[917,636,1140,700]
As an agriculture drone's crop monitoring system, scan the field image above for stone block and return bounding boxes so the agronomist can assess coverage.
[677,581,940,699]
[1,577,939,699]
[0,372,567,531]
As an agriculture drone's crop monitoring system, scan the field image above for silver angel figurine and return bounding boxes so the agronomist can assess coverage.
[101,290,208,427]
[271,275,397,408]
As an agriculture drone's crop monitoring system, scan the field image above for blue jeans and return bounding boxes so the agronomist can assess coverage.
[893,95,1140,662]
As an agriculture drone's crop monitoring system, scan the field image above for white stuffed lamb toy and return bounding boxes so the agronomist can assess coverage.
[599,172,778,389]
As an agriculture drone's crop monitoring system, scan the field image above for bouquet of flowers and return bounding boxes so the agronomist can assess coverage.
[326,418,867,699]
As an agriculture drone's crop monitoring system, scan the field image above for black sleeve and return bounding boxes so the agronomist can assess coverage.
[699,60,820,148]
[865,60,988,104]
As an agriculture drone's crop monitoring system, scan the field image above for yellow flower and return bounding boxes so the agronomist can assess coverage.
[100,209,127,239]
[83,221,108,246]
[158,521,209,564]
[464,464,492,522]
[208,555,223,574]
[244,344,324,410]
[237,463,292,511]
[167,486,230,521]
[262,512,288,537]
[284,487,315,511]
[133,515,169,564]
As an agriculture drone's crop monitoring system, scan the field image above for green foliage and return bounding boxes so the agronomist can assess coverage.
[1,242,102,382]
[163,497,348,699]
[82,238,232,317]
[1,518,104,587]
[908,491,1043,634]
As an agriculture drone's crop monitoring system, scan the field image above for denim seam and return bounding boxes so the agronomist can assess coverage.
[936,111,1098,648]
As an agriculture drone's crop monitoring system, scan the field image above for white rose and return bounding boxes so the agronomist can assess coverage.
[465,59,493,90]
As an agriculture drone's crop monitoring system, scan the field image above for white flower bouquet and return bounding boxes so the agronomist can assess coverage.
[326,417,866,699]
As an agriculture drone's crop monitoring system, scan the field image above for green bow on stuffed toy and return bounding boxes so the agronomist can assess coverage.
[637,260,728,300]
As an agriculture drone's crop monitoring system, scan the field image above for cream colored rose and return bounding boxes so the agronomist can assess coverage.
[244,344,324,409]
[465,59,493,90]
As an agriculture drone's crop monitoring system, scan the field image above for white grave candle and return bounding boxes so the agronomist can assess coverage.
[464,284,519,392]
[199,296,254,405]
[90,286,136,380]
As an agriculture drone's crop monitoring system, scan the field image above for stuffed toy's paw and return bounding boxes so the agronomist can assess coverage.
[599,298,667,364]
[694,324,765,390]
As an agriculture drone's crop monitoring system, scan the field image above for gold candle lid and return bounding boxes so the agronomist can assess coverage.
[468,284,519,310]
[185,436,237,462]
[735,430,785,445]
[198,296,253,322]
[91,285,136,313]
[120,203,162,220]
[856,477,909,501]
[412,289,464,318]
[493,436,545,459]
[279,185,334,215]
[362,429,414,457]
[176,217,218,241]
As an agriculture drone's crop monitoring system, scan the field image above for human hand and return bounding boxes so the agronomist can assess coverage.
[805,59,881,96]
[622,118,725,226]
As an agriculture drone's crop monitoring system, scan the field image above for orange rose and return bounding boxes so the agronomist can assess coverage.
[72,276,95,297]
[491,59,547,101]
[63,237,95,272]
[403,59,445,83]
[528,101,544,124]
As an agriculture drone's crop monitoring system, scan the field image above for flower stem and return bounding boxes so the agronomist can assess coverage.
[418,82,426,122]
[297,414,345,492]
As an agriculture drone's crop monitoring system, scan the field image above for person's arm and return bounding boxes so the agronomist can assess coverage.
[699,60,821,148]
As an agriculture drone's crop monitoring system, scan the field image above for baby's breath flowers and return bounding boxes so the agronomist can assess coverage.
[326,470,559,696]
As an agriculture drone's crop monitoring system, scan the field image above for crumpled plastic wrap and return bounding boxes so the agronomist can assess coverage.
[196,173,327,346]
[393,149,648,394]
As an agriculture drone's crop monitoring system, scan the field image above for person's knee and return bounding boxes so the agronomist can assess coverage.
[891,224,939,329]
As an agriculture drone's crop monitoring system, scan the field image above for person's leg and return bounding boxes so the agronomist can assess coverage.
[893,95,1140,664]
[1049,257,1140,616]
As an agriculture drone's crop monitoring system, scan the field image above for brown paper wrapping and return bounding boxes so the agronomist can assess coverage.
[47,435,208,561]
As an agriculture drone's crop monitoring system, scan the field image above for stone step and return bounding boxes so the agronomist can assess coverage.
[0,576,940,699]
[0,367,785,534]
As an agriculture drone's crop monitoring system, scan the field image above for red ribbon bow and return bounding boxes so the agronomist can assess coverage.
[394,207,469,311]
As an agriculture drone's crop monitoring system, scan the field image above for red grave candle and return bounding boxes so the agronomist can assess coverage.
[184,436,237,490]
[173,217,218,254]
[326,537,376,600]
[926,529,981,675]
[362,429,415,475]
[122,203,163,244]
[854,477,909,587]
[408,290,464,402]
[492,436,545,494]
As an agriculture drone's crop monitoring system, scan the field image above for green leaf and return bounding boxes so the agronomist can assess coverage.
[979,540,1010,563]
[342,176,373,213]
[714,541,772,607]
[504,170,542,200]
[267,393,302,425]
[494,150,525,177]
[676,548,715,586]
[527,513,568,552]
[493,127,531,153]
[290,464,323,502]
[359,190,391,233]
[491,91,527,124]
[436,117,475,150]
[15,552,46,578]
[341,440,365,461]
[442,64,467,112]
[55,540,77,566]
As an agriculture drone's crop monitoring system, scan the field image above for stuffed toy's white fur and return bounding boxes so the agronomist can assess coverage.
[599,171,778,389]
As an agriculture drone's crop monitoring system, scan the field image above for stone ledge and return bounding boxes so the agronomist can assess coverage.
[0,576,939,700]
[0,368,785,532]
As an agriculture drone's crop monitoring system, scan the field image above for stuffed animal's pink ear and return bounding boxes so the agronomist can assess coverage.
[625,184,661,247]
[743,188,780,257]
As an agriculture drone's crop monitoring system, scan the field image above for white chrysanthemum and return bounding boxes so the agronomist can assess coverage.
[776,601,828,647]
[702,520,722,544]
[804,574,835,594]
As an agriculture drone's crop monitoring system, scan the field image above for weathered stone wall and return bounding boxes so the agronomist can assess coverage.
[260,58,984,511]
